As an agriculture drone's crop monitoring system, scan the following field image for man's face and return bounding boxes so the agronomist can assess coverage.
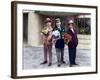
[56,21,61,27]
[46,22,51,27]
[69,23,73,28]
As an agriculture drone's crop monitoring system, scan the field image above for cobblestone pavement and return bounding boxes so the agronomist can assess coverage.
[22,45,91,70]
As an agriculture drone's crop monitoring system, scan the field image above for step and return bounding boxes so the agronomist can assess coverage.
[78,39,90,45]
[77,34,91,40]
[77,34,91,49]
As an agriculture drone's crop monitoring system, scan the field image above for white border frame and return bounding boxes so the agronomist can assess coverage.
[15,2,97,77]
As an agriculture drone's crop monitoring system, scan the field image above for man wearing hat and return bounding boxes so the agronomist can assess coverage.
[67,20,78,67]
[41,18,53,66]
[53,18,66,67]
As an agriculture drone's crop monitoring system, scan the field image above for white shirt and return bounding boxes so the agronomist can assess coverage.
[71,28,74,33]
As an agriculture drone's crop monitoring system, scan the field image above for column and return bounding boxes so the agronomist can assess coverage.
[28,12,42,46]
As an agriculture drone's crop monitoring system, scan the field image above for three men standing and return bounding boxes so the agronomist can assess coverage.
[41,18,78,67]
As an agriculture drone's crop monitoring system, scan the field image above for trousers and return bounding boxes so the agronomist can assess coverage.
[43,44,52,63]
[56,48,64,65]
[68,47,76,64]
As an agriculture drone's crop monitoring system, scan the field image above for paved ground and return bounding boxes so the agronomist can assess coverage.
[22,45,91,70]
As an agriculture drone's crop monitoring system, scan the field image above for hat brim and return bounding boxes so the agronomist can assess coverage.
[45,20,52,23]
[68,22,74,24]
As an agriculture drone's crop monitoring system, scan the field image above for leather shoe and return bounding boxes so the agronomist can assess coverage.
[48,63,52,66]
[69,64,73,67]
[73,63,78,65]
[57,64,61,67]
[61,61,66,64]
[41,61,47,64]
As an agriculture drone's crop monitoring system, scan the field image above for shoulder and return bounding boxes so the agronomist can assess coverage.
[53,27,58,31]
[67,28,70,31]
[61,26,65,29]
[49,27,53,31]
[67,28,71,33]
[61,27,65,31]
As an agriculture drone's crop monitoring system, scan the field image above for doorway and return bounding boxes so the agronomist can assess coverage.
[23,13,28,43]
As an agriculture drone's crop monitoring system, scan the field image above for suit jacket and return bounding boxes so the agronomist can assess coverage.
[54,26,65,49]
[67,28,78,48]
